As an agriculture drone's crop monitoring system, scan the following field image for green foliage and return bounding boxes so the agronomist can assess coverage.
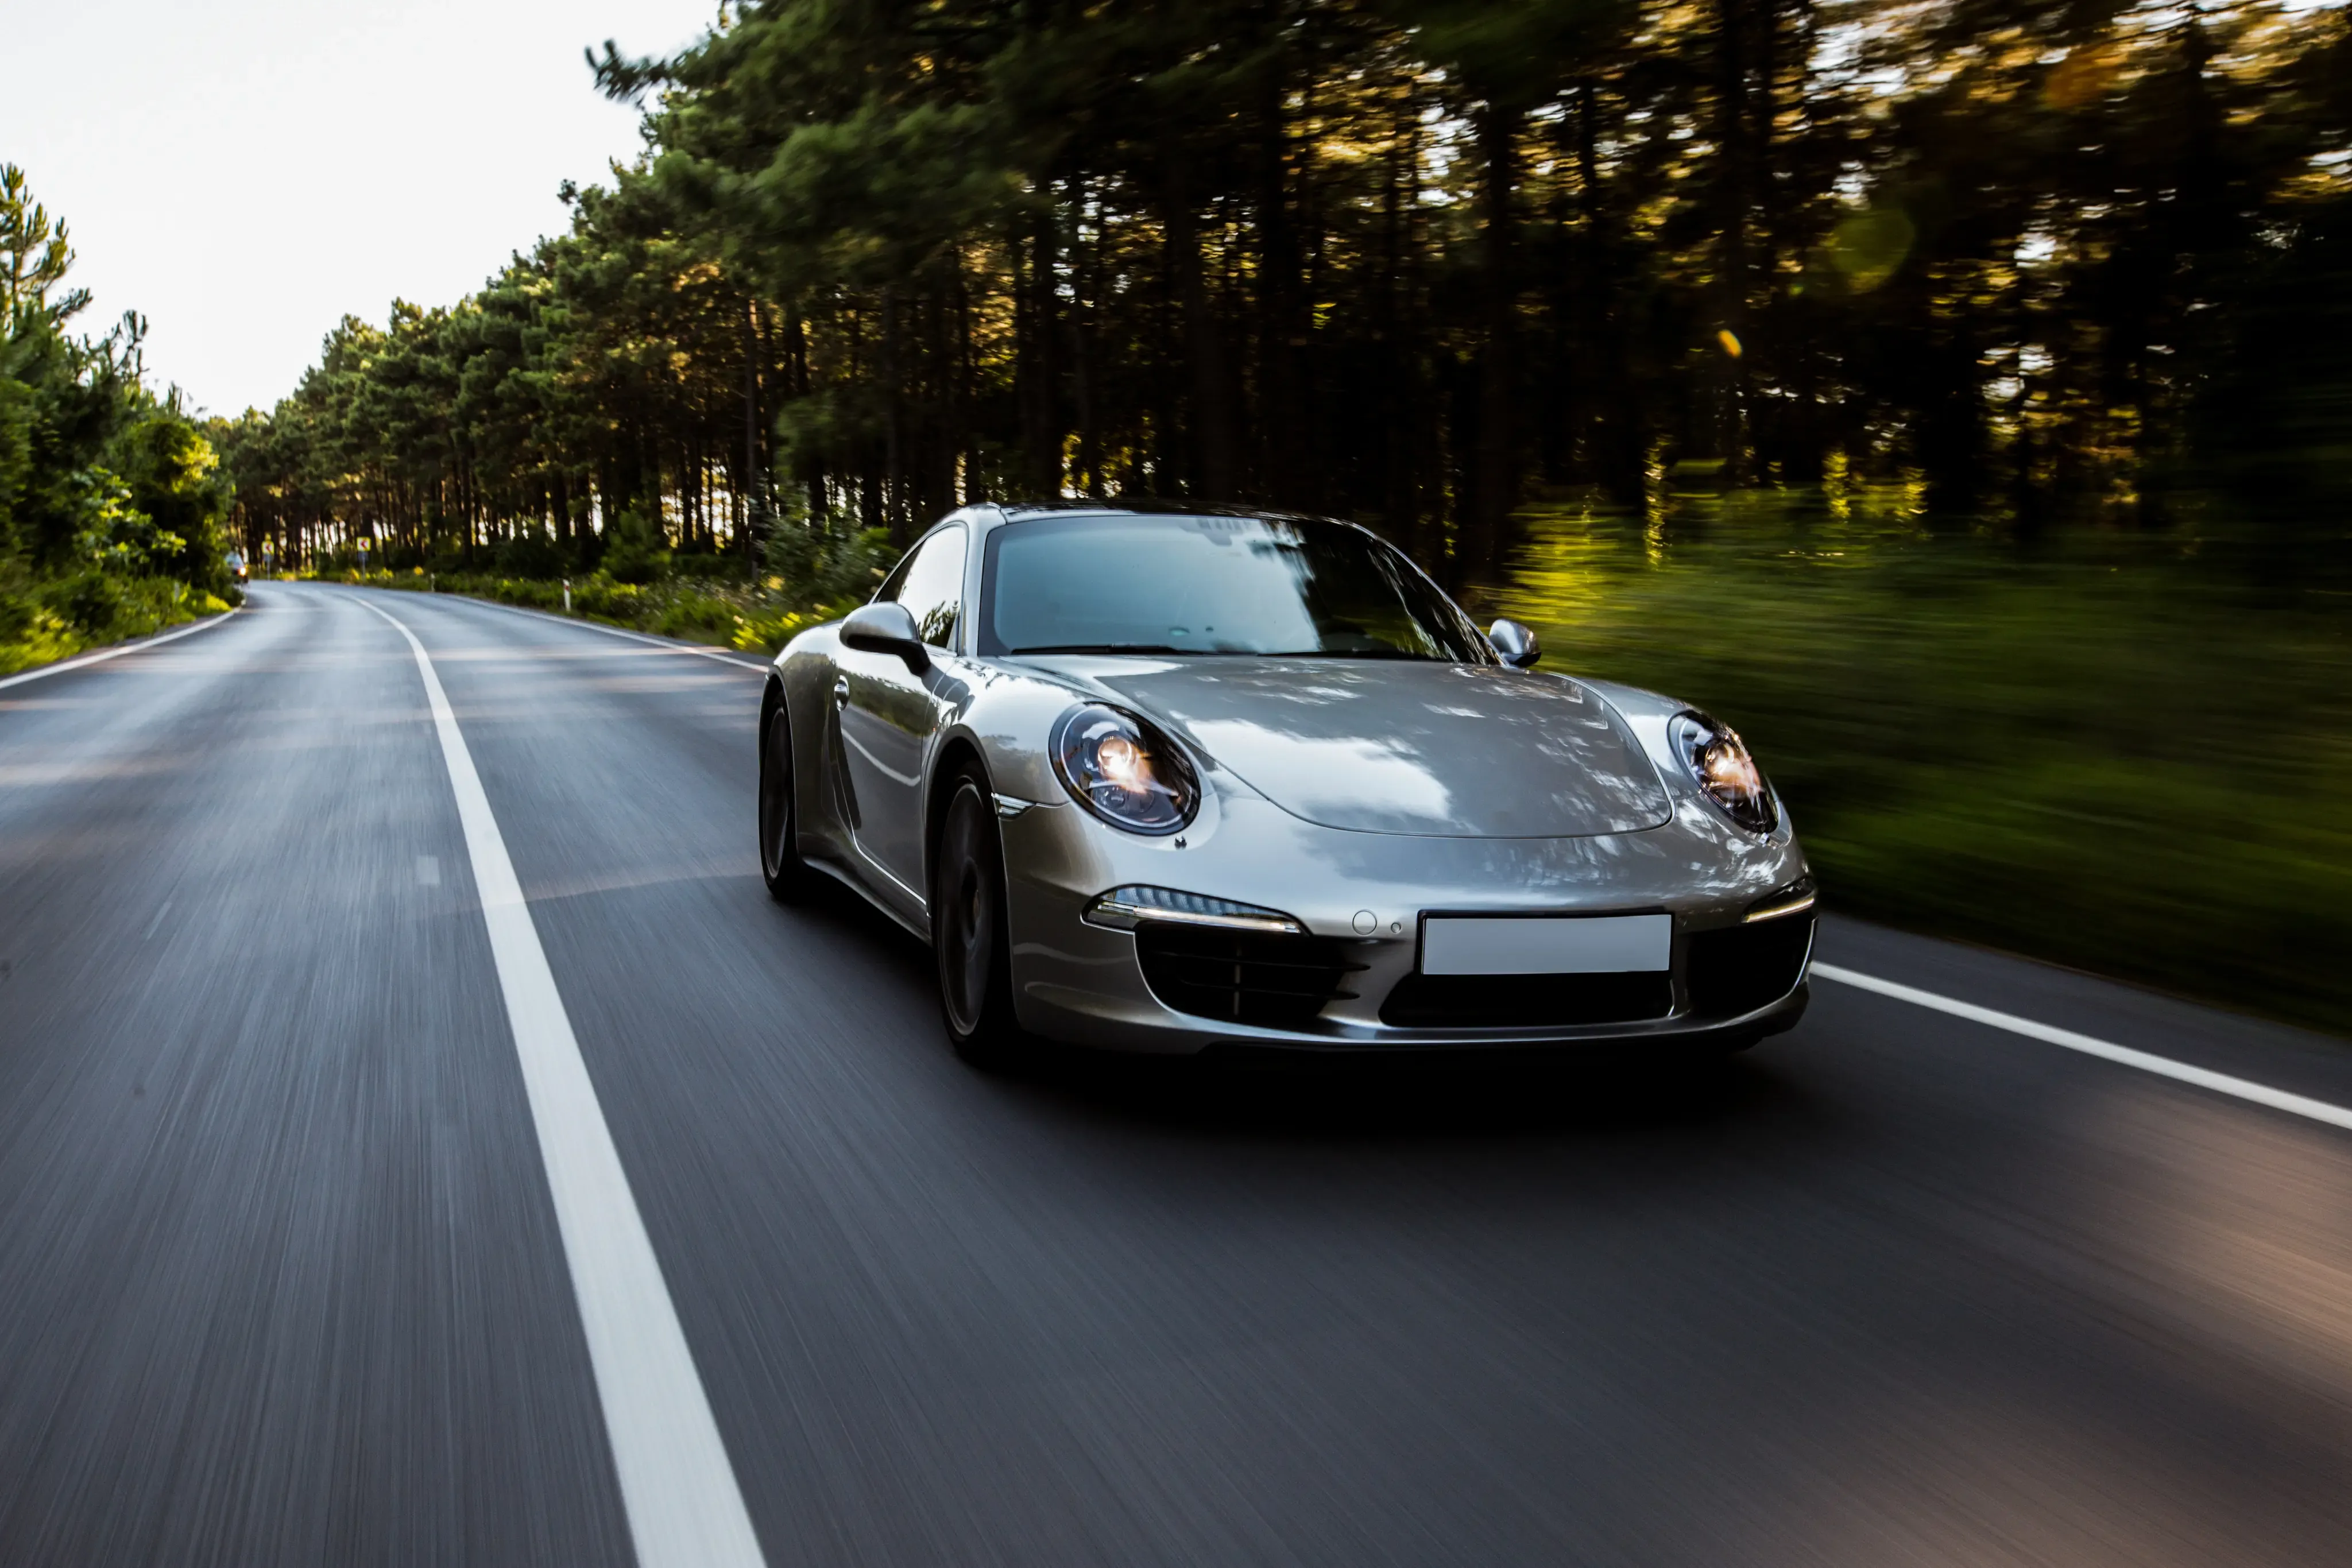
[0,168,237,674]
[50,568,125,636]
[761,514,891,609]
[600,508,672,584]
[111,414,233,594]
[493,528,567,579]
[1,163,83,325]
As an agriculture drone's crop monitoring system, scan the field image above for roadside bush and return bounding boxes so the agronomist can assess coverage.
[602,510,670,584]
[762,520,891,606]
[670,549,744,582]
[494,529,566,579]
[0,579,30,643]
[52,570,125,636]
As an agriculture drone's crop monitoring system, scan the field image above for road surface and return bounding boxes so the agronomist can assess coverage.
[2,580,2349,1566]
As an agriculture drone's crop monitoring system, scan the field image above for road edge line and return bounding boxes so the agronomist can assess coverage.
[0,606,241,692]
[1812,962,2352,1134]
[348,583,772,672]
[358,598,767,1568]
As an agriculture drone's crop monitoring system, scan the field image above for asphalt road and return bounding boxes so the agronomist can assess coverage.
[4,579,2350,1567]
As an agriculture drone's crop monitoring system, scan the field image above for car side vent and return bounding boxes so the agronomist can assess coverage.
[1135,923,1362,1027]
[1685,916,1815,1017]
[1379,972,1673,1029]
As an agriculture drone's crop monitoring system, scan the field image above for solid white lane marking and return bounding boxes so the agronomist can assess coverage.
[1813,962,2352,1134]
[0,608,239,691]
[375,586,772,672]
[528,612,773,673]
[359,599,767,1568]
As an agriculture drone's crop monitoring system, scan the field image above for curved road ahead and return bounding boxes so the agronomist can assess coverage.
[3,580,2350,1566]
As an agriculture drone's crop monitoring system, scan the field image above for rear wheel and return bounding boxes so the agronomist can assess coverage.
[759,696,810,902]
[932,766,1028,1070]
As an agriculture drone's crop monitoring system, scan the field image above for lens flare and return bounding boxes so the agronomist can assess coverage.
[1703,740,1761,796]
[1097,733,1150,793]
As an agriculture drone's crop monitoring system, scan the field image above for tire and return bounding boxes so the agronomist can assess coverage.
[932,765,1028,1070]
[758,695,811,903]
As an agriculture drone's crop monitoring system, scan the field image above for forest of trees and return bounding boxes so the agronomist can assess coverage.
[219,0,2352,585]
[2,166,237,673]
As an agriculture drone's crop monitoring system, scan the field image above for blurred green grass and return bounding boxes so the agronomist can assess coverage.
[1473,489,2352,1035]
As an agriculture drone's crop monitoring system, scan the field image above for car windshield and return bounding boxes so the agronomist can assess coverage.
[979,513,1491,662]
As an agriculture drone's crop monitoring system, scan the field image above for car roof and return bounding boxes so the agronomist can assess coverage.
[985,498,1343,528]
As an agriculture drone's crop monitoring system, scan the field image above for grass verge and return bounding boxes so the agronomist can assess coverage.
[0,575,238,679]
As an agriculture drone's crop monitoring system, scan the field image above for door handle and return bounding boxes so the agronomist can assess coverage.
[833,676,850,709]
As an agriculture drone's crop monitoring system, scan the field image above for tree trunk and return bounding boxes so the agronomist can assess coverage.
[1471,99,1523,577]
[1160,148,1240,502]
[1256,65,1306,507]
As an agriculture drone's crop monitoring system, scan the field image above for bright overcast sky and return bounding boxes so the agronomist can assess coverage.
[4,0,719,417]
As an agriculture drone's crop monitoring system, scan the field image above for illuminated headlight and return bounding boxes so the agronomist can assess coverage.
[1083,886,1302,934]
[1671,711,1778,834]
[1051,703,1198,835]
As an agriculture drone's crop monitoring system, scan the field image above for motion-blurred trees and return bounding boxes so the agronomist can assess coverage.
[2,165,233,666]
[223,0,2352,580]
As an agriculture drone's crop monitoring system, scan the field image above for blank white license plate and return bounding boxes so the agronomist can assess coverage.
[1421,913,1672,976]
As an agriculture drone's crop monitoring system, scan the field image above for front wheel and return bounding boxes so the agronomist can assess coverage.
[932,766,1029,1070]
[759,695,811,903]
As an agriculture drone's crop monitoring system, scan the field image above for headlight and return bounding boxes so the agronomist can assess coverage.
[1670,711,1777,834]
[1050,704,1198,835]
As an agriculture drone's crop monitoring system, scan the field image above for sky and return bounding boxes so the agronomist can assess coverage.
[4,0,721,417]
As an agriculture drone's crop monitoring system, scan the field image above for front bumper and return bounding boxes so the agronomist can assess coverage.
[1000,789,1813,1056]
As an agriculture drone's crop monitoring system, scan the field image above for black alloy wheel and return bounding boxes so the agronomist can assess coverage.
[759,697,809,902]
[932,766,1028,1069]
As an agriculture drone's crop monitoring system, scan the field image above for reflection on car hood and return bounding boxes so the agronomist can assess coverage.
[1093,660,1673,838]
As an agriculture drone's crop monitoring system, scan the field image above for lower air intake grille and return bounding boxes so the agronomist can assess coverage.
[1379,972,1673,1029]
[1685,917,1814,1017]
[1135,923,1360,1027]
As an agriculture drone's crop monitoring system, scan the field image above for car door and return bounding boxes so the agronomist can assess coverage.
[835,524,968,903]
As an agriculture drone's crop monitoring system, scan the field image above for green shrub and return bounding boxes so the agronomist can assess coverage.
[670,550,744,582]
[52,571,126,636]
[602,510,671,584]
[494,531,567,579]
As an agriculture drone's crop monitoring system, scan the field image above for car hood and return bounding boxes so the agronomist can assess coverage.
[1092,660,1674,838]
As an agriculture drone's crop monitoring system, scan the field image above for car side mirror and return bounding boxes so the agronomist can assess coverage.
[842,601,930,672]
[1487,618,1540,669]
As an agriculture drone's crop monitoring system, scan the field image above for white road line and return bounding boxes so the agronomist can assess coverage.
[512,608,773,673]
[1813,962,2352,1134]
[352,583,772,673]
[0,607,239,691]
[359,599,767,1568]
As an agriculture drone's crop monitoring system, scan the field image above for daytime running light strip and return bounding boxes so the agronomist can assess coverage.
[1743,892,1817,923]
[1086,900,1303,935]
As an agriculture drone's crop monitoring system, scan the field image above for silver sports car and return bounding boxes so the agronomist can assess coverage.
[758,503,1815,1066]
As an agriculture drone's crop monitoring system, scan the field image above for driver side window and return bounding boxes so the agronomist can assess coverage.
[881,525,968,651]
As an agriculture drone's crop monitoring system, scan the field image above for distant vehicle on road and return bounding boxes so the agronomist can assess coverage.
[225,549,248,584]
[759,503,1815,1065]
